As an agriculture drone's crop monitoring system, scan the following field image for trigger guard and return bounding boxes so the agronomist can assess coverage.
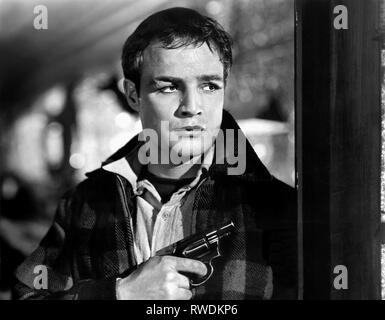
[190,262,214,287]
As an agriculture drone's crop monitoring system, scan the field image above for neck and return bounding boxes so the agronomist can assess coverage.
[147,155,202,179]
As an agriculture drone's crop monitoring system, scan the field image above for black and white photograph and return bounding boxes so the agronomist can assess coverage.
[0,0,382,306]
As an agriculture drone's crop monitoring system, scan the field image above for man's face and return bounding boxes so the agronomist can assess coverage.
[137,42,225,163]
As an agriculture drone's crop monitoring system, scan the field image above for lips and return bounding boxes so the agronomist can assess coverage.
[173,125,205,138]
[175,125,205,131]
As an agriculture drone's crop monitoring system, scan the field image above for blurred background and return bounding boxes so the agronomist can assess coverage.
[0,0,294,299]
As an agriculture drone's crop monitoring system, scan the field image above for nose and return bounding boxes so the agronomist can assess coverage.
[177,88,202,118]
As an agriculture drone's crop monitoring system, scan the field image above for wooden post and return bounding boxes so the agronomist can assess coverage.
[296,0,382,299]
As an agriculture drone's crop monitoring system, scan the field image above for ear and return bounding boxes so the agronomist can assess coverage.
[123,79,140,113]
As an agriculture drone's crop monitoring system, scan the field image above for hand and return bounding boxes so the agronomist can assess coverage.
[116,255,207,300]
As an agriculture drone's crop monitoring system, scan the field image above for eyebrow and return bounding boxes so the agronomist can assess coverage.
[149,74,224,85]
[197,75,224,82]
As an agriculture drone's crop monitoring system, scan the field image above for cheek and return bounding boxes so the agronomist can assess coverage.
[139,95,176,128]
[203,94,224,125]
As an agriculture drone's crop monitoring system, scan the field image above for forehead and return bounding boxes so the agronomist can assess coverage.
[141,42,224,80]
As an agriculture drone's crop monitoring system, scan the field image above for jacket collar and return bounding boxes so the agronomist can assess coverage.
[99,109,272,183]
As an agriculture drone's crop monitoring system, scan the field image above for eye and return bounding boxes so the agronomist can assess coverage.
[202,83,221,92]
[159,85,177,93]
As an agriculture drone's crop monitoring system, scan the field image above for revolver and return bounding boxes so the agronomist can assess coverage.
[156,221,235,287]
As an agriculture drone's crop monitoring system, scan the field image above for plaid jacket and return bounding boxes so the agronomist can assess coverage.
[14,110,297,300]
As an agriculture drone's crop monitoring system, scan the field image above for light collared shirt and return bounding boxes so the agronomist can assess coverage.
[104,142,214,265]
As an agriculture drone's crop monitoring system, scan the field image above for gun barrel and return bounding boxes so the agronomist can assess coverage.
[156,221,235,257]
[205,221,234,243]
[216,221,235,237]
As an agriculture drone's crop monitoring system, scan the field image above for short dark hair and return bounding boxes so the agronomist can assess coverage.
[121,7,233,93]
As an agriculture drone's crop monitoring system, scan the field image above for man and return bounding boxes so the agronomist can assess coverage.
[14,7,297,300]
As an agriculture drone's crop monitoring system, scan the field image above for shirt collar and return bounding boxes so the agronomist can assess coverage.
[102,136,214,196]
[99,109,272,183]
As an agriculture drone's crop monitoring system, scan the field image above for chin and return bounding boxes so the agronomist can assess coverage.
[169,139,212,164]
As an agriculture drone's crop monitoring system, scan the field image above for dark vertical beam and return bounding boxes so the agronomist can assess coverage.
[294,0,304,300]
[297,0,381,299]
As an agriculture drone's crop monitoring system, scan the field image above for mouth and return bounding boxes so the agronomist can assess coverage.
[174,125,205,137]
[175,125,205,131]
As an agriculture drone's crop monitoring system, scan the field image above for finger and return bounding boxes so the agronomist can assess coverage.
[172,257,207,277]
[176,288,193,300]
[174,273,191,289]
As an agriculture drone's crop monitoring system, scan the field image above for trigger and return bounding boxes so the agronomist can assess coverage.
[190,262,214,287]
